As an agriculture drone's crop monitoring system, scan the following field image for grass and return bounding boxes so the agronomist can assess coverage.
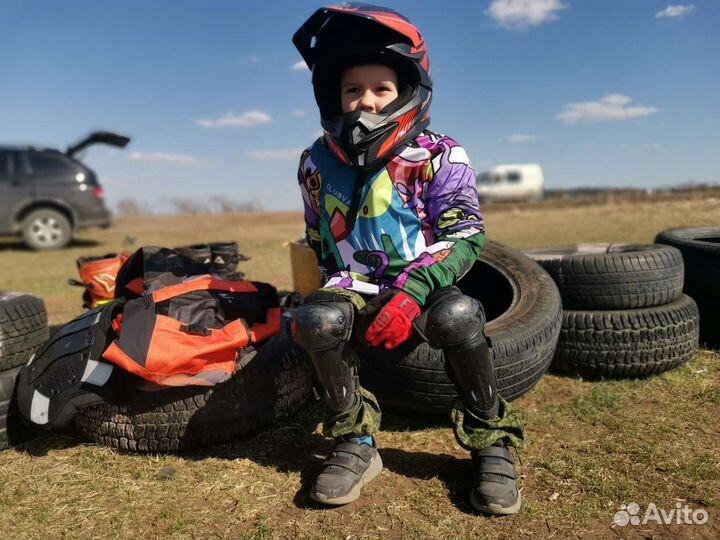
[0,196,719,539]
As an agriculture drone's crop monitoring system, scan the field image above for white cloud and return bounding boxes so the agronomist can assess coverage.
[555,94,659,125]
[292,60,309,71]
[655,4,695,19]
[247,148,304,161]
[486,0,567,30]
[292,110,308,117]
[196,111,272,128]
[508,133,540,143]
[129,152,208,167]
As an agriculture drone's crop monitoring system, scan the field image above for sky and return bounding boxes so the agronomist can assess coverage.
[1,0,719,212]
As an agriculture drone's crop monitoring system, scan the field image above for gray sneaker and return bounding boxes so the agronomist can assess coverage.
[310,439,383,505]
[470,439,521,515]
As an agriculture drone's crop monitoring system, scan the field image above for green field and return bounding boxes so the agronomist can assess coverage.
[0,197,718,539]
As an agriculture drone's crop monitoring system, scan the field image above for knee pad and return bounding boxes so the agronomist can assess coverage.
[424,293,486,349]
[291,300,354,352]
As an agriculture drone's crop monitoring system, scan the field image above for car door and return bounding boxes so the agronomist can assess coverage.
[0,151,34,233]
[26,151,86,216]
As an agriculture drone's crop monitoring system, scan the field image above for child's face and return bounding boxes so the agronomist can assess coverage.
[340,64,399,114]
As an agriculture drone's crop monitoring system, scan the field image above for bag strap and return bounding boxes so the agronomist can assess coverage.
[249,307,281,343]
[151,275,258,303]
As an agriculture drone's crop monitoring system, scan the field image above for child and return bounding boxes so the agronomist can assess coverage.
[291,4,525,515]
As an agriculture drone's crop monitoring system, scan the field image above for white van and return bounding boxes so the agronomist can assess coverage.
[476,164,544,202]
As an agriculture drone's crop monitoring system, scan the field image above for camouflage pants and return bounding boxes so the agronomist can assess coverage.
[307,288,525,449]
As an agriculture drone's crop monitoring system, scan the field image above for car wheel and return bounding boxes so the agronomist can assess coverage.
[21,208,73,250]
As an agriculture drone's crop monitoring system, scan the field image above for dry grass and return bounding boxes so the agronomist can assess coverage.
[1,197,719,539]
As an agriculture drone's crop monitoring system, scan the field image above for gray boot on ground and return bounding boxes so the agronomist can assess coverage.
[310,439,383,505]
[470,439,521,515]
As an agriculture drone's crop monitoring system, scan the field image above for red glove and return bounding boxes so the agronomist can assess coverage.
[365,290,421,349]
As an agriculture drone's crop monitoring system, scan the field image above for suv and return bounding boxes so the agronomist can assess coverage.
[0,132,129,250]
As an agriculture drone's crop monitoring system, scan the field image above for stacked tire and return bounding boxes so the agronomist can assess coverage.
[74,336,315,453]
[523,244,700,379]
[655,227,720,348]
[0,292,49,450]
[360,241,563,415]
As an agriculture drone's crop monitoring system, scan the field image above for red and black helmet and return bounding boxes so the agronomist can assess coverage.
[293,3,432,169]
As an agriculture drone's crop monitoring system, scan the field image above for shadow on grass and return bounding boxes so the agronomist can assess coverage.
[380,447,478,515]
[7,429,81,456]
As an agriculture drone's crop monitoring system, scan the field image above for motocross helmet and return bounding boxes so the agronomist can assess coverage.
[293,3,432,169]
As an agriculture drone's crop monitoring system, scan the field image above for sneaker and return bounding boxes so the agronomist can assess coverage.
[469,439,521,515]
[310,437,383,505]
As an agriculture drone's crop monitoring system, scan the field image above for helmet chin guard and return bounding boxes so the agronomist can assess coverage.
[294,3,432,169]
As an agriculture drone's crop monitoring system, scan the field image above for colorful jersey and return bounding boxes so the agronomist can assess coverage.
[297,130,486,305]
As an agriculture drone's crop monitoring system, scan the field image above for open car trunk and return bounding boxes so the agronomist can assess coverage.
[66,131,131,158]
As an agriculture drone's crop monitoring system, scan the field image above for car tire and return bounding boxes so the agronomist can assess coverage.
[73,337,315,452]
[0,367,22,451]
[552,295,699,379]
[655,227,720,298]
[0,292,49,372]
[655,227,720,347]
[522,244,684,310]
[21,208,73,250]
[360,241,563,415]
[0,292,49,450]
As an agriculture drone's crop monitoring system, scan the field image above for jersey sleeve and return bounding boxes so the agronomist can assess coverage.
[391,138,486,304]
[297,147,323,262]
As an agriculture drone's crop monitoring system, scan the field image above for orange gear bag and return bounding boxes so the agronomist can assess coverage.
[102,275,281,387]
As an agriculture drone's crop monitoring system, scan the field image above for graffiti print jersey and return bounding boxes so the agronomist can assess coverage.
[297,131,486,304]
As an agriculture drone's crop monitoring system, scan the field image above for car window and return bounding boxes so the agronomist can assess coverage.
[28,152,78,179]
[0,152,12,181]
[506,171,521,183]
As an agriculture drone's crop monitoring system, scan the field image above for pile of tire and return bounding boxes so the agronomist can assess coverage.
[73,336,315,453]
[360,241,563,415]
[523,244,700,379]
[655,227,720,348]
[0,292,49,450]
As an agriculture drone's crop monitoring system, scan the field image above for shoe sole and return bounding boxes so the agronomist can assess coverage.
[470,489,522,516]
[310,452,383,506]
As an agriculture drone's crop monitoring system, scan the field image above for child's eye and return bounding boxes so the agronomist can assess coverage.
[344,87,359,94]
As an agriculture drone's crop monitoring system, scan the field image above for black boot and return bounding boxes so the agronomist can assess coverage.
[175,244,212,267]
[210,241,248,279]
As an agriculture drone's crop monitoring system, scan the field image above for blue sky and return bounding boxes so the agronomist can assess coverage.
[2,1,718,211]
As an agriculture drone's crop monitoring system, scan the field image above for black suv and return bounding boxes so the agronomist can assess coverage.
[0,132,129,250]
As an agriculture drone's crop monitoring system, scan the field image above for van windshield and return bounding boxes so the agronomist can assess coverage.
[477,172,506,184]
